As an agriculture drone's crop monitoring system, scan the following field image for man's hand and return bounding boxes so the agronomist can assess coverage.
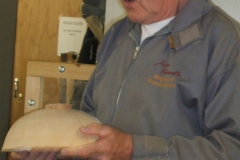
[61,123,133,160]
[10,147,60,160]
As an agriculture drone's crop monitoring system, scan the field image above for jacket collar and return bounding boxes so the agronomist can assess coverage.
[167,0,214,50]
[168,0,213,32]
[127,0,215,50]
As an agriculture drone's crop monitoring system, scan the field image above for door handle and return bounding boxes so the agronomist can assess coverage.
[13,78,23,102]
[13,78,19,98]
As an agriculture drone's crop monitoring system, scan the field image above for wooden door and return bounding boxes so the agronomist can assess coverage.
[10,0,83,126]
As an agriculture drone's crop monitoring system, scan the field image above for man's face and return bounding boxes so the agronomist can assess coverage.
[121,0,180,24]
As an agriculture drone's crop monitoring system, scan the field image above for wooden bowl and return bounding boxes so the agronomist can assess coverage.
[2,109,100,152]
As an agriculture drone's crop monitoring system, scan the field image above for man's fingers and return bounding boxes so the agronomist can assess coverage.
[11,148,61,160]
[80,123,103,134]
[34,151,49,160]
[61,145,86,157]
[24,152,41,160]
[80,123,111,137]
[35,147,60,160]
[45,148,61,160]
[11,151,29,159]
[61,143,97,158]
[61,125,132,159]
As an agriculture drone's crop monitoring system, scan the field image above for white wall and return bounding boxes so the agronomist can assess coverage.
[212,0,240,22]
[104,0,125,33]
[104,0,240,32]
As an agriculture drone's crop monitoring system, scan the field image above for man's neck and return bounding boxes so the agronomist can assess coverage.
[178,0,190,11]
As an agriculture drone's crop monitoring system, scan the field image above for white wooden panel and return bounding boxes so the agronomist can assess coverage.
[24,76,44,114]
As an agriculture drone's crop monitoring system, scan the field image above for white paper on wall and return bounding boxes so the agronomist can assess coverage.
[57,17,87,56]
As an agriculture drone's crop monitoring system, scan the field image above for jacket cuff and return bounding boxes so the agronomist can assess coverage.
[132,134,169,160]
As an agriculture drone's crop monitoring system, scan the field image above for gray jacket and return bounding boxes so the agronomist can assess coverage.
[80,0,240,159]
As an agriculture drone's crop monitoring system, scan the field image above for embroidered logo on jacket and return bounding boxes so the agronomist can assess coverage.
[155,60,181,77]
[147,60,181,88]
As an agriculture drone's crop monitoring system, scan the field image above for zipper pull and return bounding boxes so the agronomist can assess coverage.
[133,46,140,59]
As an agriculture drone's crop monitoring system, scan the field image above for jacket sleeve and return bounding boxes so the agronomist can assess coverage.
[79,69,97,117]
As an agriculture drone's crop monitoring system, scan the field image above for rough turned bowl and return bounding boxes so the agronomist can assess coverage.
[1,109,100,152]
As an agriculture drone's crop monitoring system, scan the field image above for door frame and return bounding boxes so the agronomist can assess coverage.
[0,0,18,159]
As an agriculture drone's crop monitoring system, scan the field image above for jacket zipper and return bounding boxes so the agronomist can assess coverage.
[109,30,169,123]
[109,45,140,123]
[116,46,140,105]
[133,46,140,59]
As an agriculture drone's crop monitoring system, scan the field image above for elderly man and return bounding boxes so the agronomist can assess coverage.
[12,0,240,159]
